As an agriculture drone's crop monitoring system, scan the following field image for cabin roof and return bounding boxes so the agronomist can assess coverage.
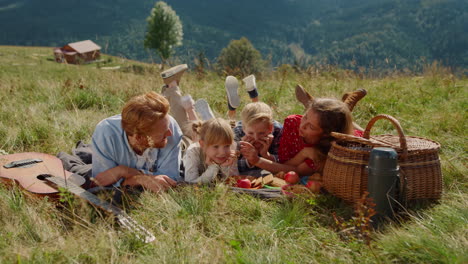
[67,40,101,53]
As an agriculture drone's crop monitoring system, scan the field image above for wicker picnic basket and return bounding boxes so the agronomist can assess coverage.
[323,114,442,204]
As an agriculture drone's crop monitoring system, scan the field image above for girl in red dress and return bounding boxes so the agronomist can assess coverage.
[240,98,362,176]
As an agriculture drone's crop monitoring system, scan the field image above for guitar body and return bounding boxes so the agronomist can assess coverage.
[0,152,85,194]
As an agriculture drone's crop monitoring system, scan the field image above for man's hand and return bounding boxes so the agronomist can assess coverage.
[239,141,260,166]
[123,174,177,193]
[93,165,141,187]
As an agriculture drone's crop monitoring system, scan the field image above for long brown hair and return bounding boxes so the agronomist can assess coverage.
[307,98,354,153]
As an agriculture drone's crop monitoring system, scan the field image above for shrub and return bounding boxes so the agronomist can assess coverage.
[217,37,265,76]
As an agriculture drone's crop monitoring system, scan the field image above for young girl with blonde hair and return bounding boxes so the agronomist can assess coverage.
[183,118,239,184]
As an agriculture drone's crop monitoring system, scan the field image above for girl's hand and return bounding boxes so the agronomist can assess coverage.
[220,150,237,167]
[205,155,215,166]
[239,141,260,166]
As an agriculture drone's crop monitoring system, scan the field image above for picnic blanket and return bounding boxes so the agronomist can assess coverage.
[57,141,93,188]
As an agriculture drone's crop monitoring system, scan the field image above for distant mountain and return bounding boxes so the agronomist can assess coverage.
[0,0,466,70]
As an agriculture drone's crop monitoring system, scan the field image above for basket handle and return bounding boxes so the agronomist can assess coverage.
[363,114,407,152]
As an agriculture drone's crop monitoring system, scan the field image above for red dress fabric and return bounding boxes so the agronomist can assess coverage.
[278,115,363,169]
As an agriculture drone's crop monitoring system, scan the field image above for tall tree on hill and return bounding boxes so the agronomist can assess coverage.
[144,1,183,68]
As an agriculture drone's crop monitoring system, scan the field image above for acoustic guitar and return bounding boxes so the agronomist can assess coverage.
[40,174,155,243]
[0,152,155,243]
[0,152,85,194]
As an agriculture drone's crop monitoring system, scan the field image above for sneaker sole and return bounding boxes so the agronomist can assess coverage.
[161,64,188,78]
[242,74,256,92]
[194,99,215,121]
[225,76,240,108]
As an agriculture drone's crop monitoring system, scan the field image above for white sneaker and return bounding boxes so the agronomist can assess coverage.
[225,76,240,108]
[180,95,195,111]
[194,99,215,121]
[242,74,256,92]
[161,64,188,85]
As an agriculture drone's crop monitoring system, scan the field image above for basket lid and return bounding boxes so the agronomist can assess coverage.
[371,135,440,152]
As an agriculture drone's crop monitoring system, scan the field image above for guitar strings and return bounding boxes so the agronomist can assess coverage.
[38,154,68,191]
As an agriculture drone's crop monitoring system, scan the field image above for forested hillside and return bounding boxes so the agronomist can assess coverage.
[0,0,466,70]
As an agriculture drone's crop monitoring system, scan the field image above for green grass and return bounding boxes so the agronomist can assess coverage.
[0,46,467,263]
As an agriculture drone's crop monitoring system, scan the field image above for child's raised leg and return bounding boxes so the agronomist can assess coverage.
[242,75,259,102]
[342,88,367,112]
[295,84,313,108]
[342,88,367,131]
[161,64,191,134]
[181,95,198,122]
[225,76,240,120]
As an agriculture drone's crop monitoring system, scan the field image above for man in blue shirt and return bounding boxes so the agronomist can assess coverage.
[91,91,182,193]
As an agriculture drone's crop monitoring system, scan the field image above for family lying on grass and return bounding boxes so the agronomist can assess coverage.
[88,64,366,193]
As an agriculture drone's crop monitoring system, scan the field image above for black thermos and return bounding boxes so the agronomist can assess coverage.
[367,147,399,219]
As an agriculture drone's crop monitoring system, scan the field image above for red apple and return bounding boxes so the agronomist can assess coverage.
[237,179,252,189]
[305,181,322,193]
[284,171,300,184]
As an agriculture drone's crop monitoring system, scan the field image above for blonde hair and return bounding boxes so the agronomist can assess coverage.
[192,118,234,146]
[121,91,169,136]
[241,102,273,127]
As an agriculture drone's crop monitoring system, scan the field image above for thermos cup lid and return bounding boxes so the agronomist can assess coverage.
[368,147,398,170]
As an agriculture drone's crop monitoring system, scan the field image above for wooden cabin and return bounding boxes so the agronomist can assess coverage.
[54,40,101,64]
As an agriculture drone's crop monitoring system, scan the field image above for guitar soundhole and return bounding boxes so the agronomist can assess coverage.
[37,174,52,181]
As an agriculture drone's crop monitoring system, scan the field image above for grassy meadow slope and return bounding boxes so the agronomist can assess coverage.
[0,46,466,263]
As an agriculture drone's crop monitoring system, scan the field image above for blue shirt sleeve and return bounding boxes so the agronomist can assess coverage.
[91,118,121,178]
